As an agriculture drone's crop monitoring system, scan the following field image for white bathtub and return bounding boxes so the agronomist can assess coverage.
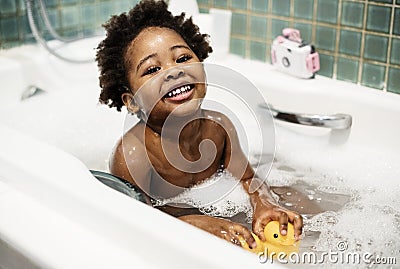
[0,37,399,268]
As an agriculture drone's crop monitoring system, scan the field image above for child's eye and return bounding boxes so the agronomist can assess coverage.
[143,66,160,76]
[176,54,193,63]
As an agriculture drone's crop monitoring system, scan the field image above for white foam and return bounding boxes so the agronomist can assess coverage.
[310,185,400,257]
[265,144,400,264]
[158,170,253,220]
[242,122,400,263]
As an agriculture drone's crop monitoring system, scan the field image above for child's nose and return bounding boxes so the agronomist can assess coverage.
[164,67,185,81]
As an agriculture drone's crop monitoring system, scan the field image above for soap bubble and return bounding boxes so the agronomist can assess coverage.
[158,170,253,220]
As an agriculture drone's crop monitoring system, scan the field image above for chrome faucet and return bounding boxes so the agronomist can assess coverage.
[260,104,352,130]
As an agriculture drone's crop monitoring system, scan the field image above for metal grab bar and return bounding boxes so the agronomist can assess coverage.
[260,103,352,130]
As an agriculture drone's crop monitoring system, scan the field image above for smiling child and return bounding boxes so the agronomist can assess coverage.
[96,0,302,249]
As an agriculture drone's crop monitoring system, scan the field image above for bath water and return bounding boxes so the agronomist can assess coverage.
[156,153,400,267]
[268,156,399,267]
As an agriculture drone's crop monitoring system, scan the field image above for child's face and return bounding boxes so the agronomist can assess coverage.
[124,27,206,120]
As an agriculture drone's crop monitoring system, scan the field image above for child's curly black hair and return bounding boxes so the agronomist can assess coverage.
[96,0,213,111]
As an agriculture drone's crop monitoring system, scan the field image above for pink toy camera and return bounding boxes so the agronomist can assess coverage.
[271,28,320,79]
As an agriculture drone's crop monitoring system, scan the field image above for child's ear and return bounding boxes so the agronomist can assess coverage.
[121,92,140,114]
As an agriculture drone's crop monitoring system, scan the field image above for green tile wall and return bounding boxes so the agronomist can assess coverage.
[0,0,138,49]
[198,0,400,94]
[0,0,399,94]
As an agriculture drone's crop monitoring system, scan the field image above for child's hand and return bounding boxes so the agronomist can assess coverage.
[179,215,256,248]
[252,198,303,241]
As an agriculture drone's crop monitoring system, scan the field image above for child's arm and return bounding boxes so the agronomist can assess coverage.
[220,113,303,241]
[178,215,256,248]
[109,133,152,193]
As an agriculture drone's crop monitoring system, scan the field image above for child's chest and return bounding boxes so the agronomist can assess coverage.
[146,131,226,188]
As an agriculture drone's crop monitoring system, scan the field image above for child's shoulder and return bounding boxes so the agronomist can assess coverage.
[109,122,152,181]
[202,109,230,121]
[202,109,234,126]
[113,122,147,157]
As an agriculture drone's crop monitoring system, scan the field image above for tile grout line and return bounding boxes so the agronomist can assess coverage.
[290,0,295,28]
[357,0,368,86]
[227,0,232,54]
[384,2,396,92]
[265,0,273,62]
[311,0,318,45]
[17,0,24,44]
[246,0,252,59]
[333,0,343,80]
[58,0,64,32]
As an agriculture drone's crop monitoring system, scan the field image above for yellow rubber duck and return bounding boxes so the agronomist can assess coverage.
[239,221,300,257]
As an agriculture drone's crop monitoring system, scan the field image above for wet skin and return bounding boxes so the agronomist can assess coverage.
[110,27,303,248]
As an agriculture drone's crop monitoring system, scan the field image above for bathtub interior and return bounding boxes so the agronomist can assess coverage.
[0,37,125,172]
[1,37,400,267]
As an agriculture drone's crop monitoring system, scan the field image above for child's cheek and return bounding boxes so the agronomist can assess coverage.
[134,78,164,115]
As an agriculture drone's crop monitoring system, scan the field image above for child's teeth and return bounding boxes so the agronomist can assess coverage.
[165,84,193,98]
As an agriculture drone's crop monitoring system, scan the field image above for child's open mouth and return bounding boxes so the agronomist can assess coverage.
[163,84,195,102]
